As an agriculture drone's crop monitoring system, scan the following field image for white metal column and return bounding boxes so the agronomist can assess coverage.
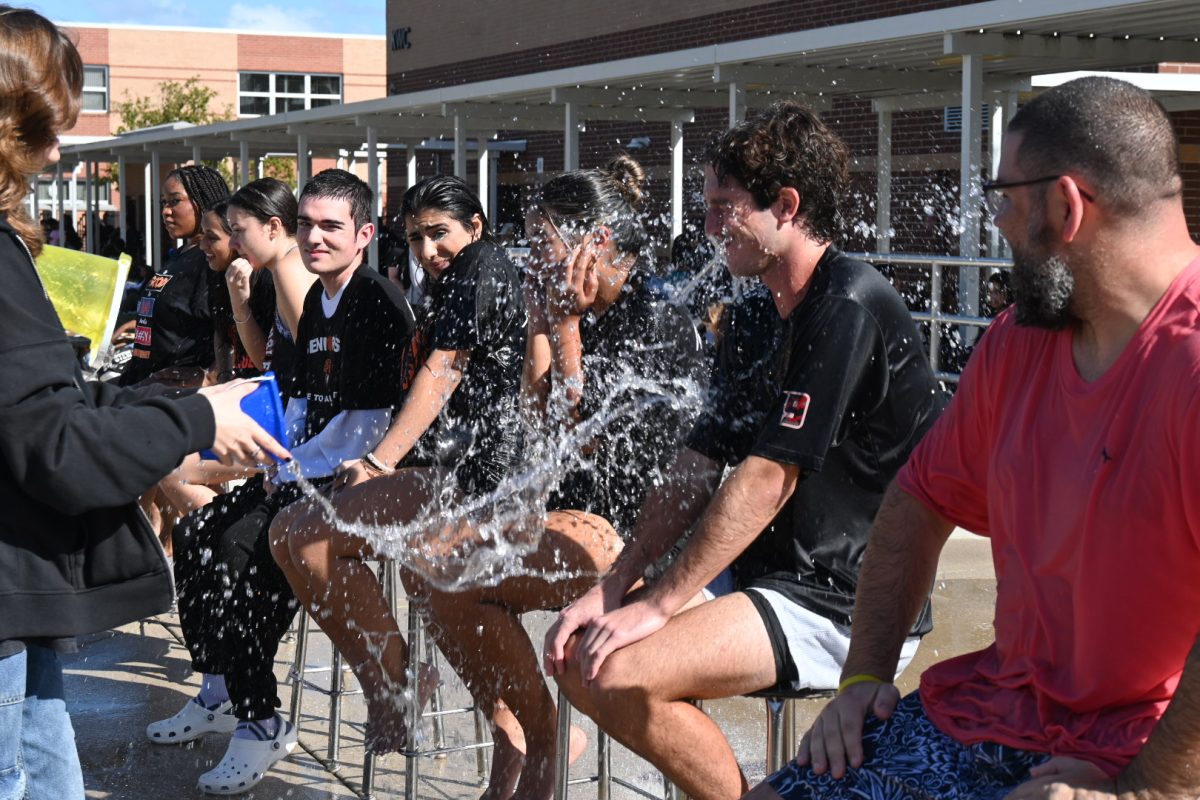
[296,134,310,188]
[239,141,251,188]
[83,161,94,252]
[117,155,128,245]
[30,171,40,220]
[670,116,685,239]
[876,110,893,254]
[54,162,64,243]
[192,145,202,166]
[142,162,152,261]
[477,138,491,220]
[367,126,380,271]
[958,54,984,323]
[728,81,745,126]
[488,153,499,224]
[988,90,1019,258]
[406,141,419,188]
[149,151,162,270]
[453,116,467,179]
[564,102,579,172]
[69,163,79,235]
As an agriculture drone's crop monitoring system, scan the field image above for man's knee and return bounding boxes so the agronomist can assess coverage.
[585,648,653,714]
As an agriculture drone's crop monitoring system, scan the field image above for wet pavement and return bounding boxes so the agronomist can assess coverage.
[67,533,996,800]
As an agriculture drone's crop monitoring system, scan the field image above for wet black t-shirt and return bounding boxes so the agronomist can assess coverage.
[550,270,708,537]
[418,240,527,495]
[293,265,416,443]
[120,246,213,385]
[698,248,944,633]
[687,282,784,466]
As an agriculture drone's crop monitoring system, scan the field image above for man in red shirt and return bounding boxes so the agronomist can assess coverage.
[750,76,1200,800]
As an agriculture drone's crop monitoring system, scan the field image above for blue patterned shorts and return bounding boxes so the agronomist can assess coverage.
[766,693,1048,800]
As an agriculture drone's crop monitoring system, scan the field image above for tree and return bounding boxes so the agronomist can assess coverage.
[115,77,232,133]
[113,77,298,192]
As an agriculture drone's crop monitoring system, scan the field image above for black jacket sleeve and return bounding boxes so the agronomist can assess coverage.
[0,229,216,515]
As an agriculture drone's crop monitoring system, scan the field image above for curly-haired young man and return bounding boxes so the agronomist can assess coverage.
[544,102,945,800]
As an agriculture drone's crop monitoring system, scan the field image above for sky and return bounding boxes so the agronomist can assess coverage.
[32,0,385,36]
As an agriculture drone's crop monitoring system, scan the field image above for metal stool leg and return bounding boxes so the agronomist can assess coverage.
[764,697,787,775]
[598,729,612,800]
[288,608,311,726]
[328,647,345,761]
[405,601,423,800]
[428,644,448,755]
[553,687,572,800]
[474,705,490,779]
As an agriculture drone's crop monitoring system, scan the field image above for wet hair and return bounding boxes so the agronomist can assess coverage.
[204,200,232,235]
[299,169,372,229]
[0,6,83,257]
[705,101,849,243]
[401,175,493,240]
[1008,76,1181,217]
[228,177,298,235]
[165,164,230,238]
[533,154,649,256]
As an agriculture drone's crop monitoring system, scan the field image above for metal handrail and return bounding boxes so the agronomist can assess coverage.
[851,252,1013,383]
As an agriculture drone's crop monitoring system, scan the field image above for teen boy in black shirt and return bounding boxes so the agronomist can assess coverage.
[545,103,943,800]
[155,170,415,796]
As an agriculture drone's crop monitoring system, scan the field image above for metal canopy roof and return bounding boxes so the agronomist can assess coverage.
[61,0,1200,165]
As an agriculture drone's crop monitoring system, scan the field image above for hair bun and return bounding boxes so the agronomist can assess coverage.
[605,154,646,211]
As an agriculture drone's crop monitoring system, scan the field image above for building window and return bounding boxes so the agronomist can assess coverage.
[82,66,108,113]
[238,72,342,117]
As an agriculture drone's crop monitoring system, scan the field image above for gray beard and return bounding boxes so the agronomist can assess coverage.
[1011,253,1076,330]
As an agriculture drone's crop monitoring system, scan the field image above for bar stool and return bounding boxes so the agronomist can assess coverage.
[287,562,492,799]
[745,688,836,774]
[553,687,694,800]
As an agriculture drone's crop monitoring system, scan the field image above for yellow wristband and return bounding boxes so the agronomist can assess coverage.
[838,673,886,694]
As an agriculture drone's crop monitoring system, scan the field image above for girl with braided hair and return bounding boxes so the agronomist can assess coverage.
[118,163,230,387]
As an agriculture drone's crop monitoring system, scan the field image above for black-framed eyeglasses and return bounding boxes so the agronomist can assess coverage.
[981,175,1095,216]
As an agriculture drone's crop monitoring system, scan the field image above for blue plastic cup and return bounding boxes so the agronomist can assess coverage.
[200,372,289,462]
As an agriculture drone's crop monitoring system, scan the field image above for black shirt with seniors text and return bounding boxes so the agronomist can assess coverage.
[549,269,708,537]
[690,248,944,634]
[292,265,416,444]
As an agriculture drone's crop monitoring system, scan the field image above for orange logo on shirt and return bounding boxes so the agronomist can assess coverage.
[780,391,810,429]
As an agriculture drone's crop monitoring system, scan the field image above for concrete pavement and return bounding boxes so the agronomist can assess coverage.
[66,534,996,800]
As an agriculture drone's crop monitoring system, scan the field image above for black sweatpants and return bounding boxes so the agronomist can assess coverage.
[173,476,307,721]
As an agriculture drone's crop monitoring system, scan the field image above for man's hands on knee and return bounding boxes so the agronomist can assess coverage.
[544,582,615,677]
[795,680,900,778]
[574,599,668,683]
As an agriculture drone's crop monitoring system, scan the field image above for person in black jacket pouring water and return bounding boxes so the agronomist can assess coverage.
[0,7,290,797]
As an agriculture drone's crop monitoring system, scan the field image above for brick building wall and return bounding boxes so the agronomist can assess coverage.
[387,0,972,94]
[61,24,385,139]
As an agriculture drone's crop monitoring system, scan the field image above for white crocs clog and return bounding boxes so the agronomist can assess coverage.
[146,698,238,745]
[197,719,297,795]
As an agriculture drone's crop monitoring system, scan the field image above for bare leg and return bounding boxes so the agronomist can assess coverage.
[268,467,449,750]
[558,593,778,800]
[415,510,621,800]
[159,454,253,516]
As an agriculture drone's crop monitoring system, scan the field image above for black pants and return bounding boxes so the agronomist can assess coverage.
[173,477,305,721]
